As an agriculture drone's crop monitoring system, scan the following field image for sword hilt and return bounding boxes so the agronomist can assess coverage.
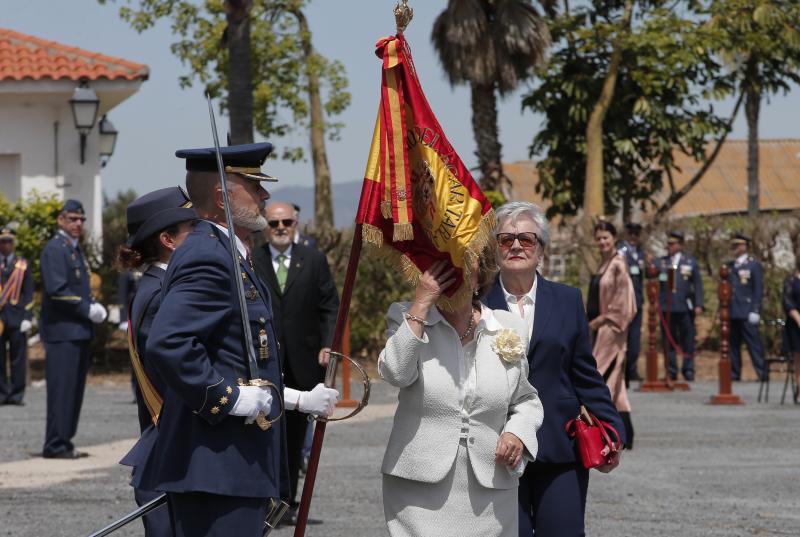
[238,378,284,431]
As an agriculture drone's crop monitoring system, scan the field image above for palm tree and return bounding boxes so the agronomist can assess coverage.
[432,0,552,197]
[223,0,254,144]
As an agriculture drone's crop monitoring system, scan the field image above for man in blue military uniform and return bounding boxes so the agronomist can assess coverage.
[0,227,34,405]
[132,143,336,536]
[658,231,704,381]
[40,200,107,458]
[727,233,766,381]
[618,222,646,383]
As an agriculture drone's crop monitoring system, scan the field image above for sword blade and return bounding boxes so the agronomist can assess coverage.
[205,94,260,380]
[85,494,167,537]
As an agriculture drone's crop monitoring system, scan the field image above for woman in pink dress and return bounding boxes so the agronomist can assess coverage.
[586,221,637,448]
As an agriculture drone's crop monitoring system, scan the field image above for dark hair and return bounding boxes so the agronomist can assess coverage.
[594,221,617,237]
[116,223,181,271]
[472,237,500,305]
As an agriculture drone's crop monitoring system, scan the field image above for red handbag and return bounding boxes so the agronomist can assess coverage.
[565,406,621,469]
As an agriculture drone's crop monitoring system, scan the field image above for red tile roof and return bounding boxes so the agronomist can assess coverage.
[0,28,148,82]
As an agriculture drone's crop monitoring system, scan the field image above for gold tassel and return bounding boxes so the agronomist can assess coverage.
[362,224,384,247]
[393,222,414,242]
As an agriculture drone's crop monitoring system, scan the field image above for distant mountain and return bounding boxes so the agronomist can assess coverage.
[267,180,363,228]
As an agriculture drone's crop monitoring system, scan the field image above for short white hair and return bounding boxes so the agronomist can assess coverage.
[494,201,550,249]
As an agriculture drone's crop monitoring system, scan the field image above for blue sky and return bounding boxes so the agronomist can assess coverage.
[6,0,800,200]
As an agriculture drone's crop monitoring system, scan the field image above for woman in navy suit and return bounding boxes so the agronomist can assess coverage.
[483,201,624,537]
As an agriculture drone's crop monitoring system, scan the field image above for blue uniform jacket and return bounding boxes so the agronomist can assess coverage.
[727,256,763,320]
[133,221,287,499]
[618,241,644,307]
[484,275,625,463]
[658,253,704,313]
[39,233,93,342]
[0,254,34,329]
[129,265,168,433]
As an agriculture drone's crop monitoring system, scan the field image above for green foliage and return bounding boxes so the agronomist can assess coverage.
[100,0,351,162]
[483,190,507,210]
[523,1,736,219]
[0,191,62,283]
[705,0,800,96]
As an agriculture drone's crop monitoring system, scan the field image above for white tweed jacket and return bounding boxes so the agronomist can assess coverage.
[379,302,544,490]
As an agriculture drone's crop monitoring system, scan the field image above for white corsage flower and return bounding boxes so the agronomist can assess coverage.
[491,328,525,363]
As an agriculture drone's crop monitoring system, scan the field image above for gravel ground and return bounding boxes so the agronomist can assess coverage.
[1,378,798,537]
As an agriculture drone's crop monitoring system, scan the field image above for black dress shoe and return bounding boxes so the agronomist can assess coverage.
[682,372,695,382]
[43,450,88,460]
[6,400,25,406]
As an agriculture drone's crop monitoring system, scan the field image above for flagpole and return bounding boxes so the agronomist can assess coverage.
[293,224,364,537]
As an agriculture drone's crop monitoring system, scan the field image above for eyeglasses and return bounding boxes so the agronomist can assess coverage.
[496,232,541,250]
[267,219,296,229]
[66,216,86,223]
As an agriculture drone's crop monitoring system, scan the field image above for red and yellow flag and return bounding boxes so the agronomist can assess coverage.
[356,34,494,309]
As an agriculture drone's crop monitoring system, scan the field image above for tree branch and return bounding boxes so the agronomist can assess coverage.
[652,90,745,224]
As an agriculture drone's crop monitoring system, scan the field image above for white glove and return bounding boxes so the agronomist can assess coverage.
[230,386,273,424]
[748,312,760,325]
[290,383,339,417]
[88,302,108,324]
[118,321,129,332]
[20,320,32,333]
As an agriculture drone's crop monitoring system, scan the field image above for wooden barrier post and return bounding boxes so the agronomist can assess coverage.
[336,318,358,409]
[711,264,744,405]
[640,263,672,392]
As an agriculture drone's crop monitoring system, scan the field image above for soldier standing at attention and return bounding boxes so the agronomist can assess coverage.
[40,200,107,458]
[658,231,703,381]
[618,222,645,383]
[0,226,34,406]
[131,143,336,536]
[727,233,766,381]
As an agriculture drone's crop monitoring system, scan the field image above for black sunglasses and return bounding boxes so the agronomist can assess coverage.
[267,219,296,228]
[66,216,87,223]
[496,232,542,249]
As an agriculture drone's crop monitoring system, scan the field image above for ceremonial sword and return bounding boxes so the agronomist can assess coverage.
[206,94,278,431]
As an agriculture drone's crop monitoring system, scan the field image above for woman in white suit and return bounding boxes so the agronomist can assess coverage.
[379,244,544,537]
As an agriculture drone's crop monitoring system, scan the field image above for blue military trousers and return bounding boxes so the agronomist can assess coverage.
[729,319,765,380]
[42,340,90,456]
[0,326,27,404]
[167,492,270,537]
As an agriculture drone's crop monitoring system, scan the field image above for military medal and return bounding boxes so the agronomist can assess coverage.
[245,285,259,300]
[259,328,269,360]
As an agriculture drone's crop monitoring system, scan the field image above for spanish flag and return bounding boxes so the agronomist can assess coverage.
[356,34,494,310]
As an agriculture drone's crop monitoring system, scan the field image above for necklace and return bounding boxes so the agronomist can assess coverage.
[459,309,477,341]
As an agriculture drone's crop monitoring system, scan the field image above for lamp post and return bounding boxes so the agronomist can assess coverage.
[69,80,100,164]
[98,115,118,167]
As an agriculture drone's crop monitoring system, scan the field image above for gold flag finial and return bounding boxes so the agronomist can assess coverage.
[395,0,413,33]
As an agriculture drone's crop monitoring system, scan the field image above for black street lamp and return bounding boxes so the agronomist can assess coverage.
[98,115,118,167]
[69,80,100,164]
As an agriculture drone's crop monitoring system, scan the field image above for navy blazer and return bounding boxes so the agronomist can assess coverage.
[618,241,645,307]
[129,265,168,433]
[0,254,34,329]
[727,256,763,320]
[133,221,287,499]
[484,275,625,463]
[39,232,94,342]
[658,253,704,314]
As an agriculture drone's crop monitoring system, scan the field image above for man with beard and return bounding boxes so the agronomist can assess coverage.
[252,201,339,524]
[131,143,337,536]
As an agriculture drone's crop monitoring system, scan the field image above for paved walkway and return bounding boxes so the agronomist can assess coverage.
[1,379,798,536]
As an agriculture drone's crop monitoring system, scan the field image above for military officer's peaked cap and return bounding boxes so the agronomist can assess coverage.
[730,232,751,245]
[0,226,15,241]
[175,142,277,182]
[61,199,85,215]
[667,230,685,243]
[126,187,198,247]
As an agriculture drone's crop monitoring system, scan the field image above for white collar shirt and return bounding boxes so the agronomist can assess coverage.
[209,221,248,259]
[735,253,749,266]
[671,253,682,267]
[500,274,537,345]
[152,262,168,271]
[269,244,293,273]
